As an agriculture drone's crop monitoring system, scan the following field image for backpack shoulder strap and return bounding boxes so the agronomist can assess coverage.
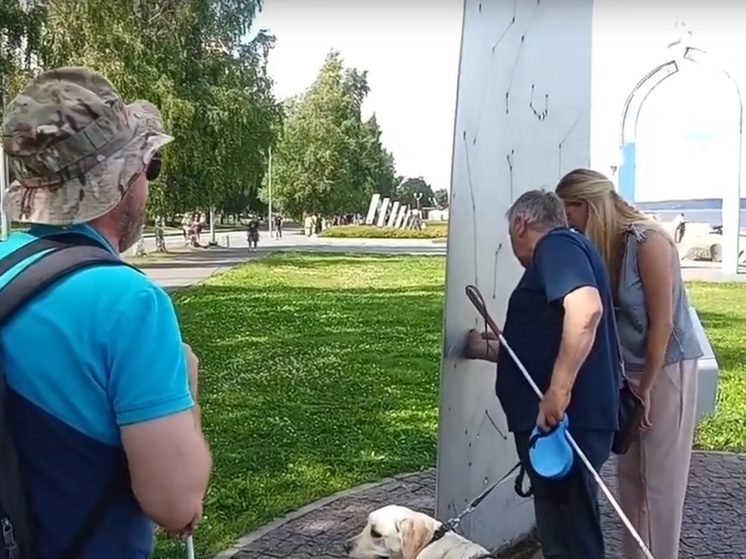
[0,243,126,326]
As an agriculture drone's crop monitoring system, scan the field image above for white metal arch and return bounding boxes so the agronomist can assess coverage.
[618,33,744,274]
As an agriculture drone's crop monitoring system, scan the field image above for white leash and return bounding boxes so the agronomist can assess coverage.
[186,535,195,559]
[498,334,655,559]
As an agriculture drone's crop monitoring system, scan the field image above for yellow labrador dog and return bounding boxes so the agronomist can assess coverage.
[344,505,496,559]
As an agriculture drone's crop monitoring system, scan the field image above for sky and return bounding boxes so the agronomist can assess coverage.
[253,0,463,193]
[254,0,746,202]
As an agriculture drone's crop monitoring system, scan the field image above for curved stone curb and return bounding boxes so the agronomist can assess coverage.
[212,469,435,559]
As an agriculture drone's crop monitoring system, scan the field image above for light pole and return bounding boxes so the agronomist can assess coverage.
[267,146,273,238]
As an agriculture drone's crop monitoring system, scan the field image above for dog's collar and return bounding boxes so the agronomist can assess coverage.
[426,524,450,546]
[422,525,497,558]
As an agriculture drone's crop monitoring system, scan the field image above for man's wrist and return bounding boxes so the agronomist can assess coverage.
[549,369,573,395]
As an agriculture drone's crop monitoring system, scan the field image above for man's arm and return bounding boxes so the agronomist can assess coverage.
[106,284,212,533]
[534,235,604,395]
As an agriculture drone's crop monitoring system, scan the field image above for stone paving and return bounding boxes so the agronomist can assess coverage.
[218,452,746,559]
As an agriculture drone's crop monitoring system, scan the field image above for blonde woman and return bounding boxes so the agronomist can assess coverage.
[555,168,702,559]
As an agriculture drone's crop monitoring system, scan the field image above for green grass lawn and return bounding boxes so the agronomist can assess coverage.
[688,282,746,451]
[155,253,444,558]
[153,253,746,558]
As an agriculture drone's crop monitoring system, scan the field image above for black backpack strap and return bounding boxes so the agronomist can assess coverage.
[0,238,135,559]
[0,244,125,324]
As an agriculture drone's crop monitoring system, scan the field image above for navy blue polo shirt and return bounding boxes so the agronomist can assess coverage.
[496,227,620,433]
[0,224,193,558]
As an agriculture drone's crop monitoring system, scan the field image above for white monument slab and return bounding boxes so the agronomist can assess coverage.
[364,193,381,225]
[386,201,401,227]
[376,197,391,227]
[394,204,408,229]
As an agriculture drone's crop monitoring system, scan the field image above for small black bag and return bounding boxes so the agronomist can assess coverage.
[610,311,645,454]
[612,377,645,454]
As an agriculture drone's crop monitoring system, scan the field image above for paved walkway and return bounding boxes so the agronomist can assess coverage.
[141,242,746,559]
[218,453,746,559]
[136,235,445,290]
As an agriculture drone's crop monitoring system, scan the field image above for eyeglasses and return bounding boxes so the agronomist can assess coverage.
[146,152,162,182]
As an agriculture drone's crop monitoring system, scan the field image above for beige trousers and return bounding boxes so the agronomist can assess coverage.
[617,359,698,559]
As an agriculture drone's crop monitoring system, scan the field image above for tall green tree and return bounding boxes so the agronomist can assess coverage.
[1,0,45,115]
[4,0,281,218]
[397,176,435,209]
[357,114,398,201]
[270,50,396,218]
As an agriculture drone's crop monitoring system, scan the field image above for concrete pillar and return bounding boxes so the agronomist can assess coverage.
[439,0,594,549]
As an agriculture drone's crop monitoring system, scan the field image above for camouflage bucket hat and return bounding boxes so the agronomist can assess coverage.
[1,66,173,225]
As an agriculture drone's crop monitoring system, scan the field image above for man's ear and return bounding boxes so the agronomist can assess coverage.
[399,517,433,559]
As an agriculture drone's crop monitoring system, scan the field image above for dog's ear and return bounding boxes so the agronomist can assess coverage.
[399,516,433,559]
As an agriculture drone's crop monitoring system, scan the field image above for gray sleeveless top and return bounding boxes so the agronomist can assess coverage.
[615,224,703,371]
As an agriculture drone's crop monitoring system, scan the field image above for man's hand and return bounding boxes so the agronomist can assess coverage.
[537,386,571,431]
[183,343,199,398]
[463,328,500,362]
[165,509,201,540]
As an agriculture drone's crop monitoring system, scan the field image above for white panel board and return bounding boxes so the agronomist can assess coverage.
[386,201,401,227]
[376,197,391,227]
[364,193,381,225]
[439,0,594,550]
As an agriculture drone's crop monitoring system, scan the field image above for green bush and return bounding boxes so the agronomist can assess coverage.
[319,223,448,239]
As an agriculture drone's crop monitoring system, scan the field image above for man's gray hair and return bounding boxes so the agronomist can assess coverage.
[506,189,568,229]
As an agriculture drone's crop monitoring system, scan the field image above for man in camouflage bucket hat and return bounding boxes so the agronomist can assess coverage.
[0,67,212,558]
[2,66,172,249]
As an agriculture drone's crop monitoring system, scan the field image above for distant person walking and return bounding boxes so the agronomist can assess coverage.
[673,213,687,244]
[246,215,260,252]
[274,214,283,239]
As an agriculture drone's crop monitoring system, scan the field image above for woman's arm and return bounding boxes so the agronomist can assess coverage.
[638,232,675,393]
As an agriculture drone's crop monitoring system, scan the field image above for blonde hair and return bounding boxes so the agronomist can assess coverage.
[555,168,670,289]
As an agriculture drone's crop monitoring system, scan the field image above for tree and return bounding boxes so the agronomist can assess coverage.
[269,50,397,218]
[1,0,45,114]
[357,114,398,200]
[4,0,281,219]
[397,177,435,209]
[433,188,449,209]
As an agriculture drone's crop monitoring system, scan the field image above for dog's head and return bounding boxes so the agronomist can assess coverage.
[344,505,437,559]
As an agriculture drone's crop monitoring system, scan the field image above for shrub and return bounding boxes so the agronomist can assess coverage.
[319,224,448,239]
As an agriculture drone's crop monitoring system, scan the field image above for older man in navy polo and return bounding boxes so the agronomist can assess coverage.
[465,190,619,559]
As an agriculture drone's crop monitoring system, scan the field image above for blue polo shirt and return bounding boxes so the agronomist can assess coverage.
[0,224,193,558]
[496,227,620,433]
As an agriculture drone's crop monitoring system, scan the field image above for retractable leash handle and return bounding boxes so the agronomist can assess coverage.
[464,285,655,559]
